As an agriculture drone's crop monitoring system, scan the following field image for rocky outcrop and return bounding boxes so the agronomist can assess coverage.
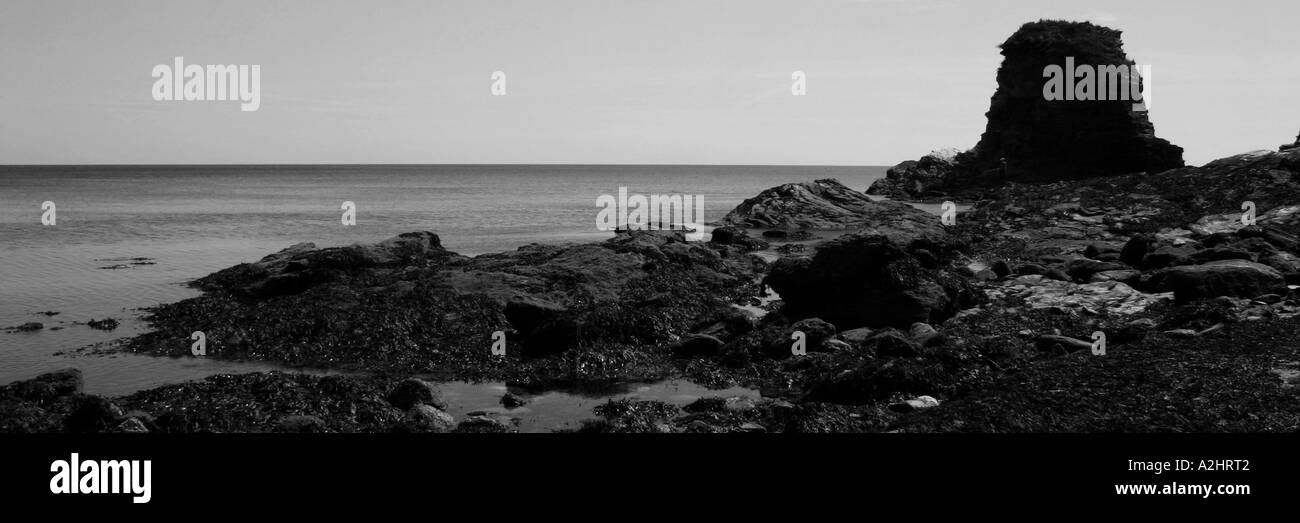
[966,20,1184,182]
[879,21,1184,197]
[1281,131,1300,151]
[126,228,765,373]
[764,233,980,330]
[866,150,960,199]
[720,178,950,247]
[1156,260,1287,303]
[195,231,462,299]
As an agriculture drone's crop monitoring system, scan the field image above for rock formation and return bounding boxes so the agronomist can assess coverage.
[720,178,950,247]
[764,233,979,329]
[870,20,1184,197]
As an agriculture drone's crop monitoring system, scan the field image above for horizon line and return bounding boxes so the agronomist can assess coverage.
[0,162,894,168]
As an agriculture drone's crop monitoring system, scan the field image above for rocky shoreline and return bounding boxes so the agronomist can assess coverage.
[6,150,1300,433]
[6,19,1300,433]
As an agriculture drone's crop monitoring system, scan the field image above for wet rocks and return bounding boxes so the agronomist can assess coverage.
[708,226,769,251]
[988,275,1173,316]
[500,392,528,409]
[786,318,837,351]
[2,368,83,403]
[196,231,461,299]
[1157,260,1288,302]
[387,378,447,411]
[124,228,764,376]
[5,322,44,333]
[87,318,118,331]
[404,405,456,433]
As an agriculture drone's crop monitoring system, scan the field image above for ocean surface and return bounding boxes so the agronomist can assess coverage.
[0,164,892,403]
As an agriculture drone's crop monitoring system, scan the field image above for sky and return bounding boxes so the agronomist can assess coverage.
[1,0,1297,166]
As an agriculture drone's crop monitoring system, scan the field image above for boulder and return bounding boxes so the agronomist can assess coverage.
[786,318,837,351]
[2,368,83,403]
[405,405,455,433]
[387,378,447,411]
[720,179,950,247]
[765,234,978,330]
[1158,260,1288,302]
[1064,258,1130,282]
[670,334,725,358]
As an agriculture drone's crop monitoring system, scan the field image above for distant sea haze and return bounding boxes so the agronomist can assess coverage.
[0,164,888,395]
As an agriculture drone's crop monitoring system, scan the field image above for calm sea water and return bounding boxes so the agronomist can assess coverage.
[0,164,889,396]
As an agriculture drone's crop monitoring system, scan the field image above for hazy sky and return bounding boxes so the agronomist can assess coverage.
[1,0,1297,165]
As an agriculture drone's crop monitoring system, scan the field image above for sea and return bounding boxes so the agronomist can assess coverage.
[1,164,896,429]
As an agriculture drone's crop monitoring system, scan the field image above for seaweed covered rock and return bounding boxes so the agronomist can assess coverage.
[124,229,765,374]
[1,368,82,403]
[764,233,980,330]
[196,231,462,298]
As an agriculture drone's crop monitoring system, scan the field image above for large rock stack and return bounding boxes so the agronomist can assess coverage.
[971,20,1184,182]
[870,20,1185,197]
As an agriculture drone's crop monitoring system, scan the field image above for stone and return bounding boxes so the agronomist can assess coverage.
[721,179,950,247]
[866,149,961,199]
[888,395,941,413]
[2,368,83,402]
[387,378,447,410]
[1158,260,1288,302]
[500,392,528,409]
[1064,258,1130,282]
[869,329,921,358]
[765,234,978,330]
[839,327,874,347]
[406,405,456,433]
[670,333,725,358]
[113,417,151,434]
[1090,270,1140,284]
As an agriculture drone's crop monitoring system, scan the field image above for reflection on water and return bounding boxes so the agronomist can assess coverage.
[431,379,762,433]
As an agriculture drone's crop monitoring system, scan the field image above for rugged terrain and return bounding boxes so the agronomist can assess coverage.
[5,19,1300,433]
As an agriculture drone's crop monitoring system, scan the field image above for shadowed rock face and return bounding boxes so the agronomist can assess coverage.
[764,233,980,330]
[967,20,1184,182]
